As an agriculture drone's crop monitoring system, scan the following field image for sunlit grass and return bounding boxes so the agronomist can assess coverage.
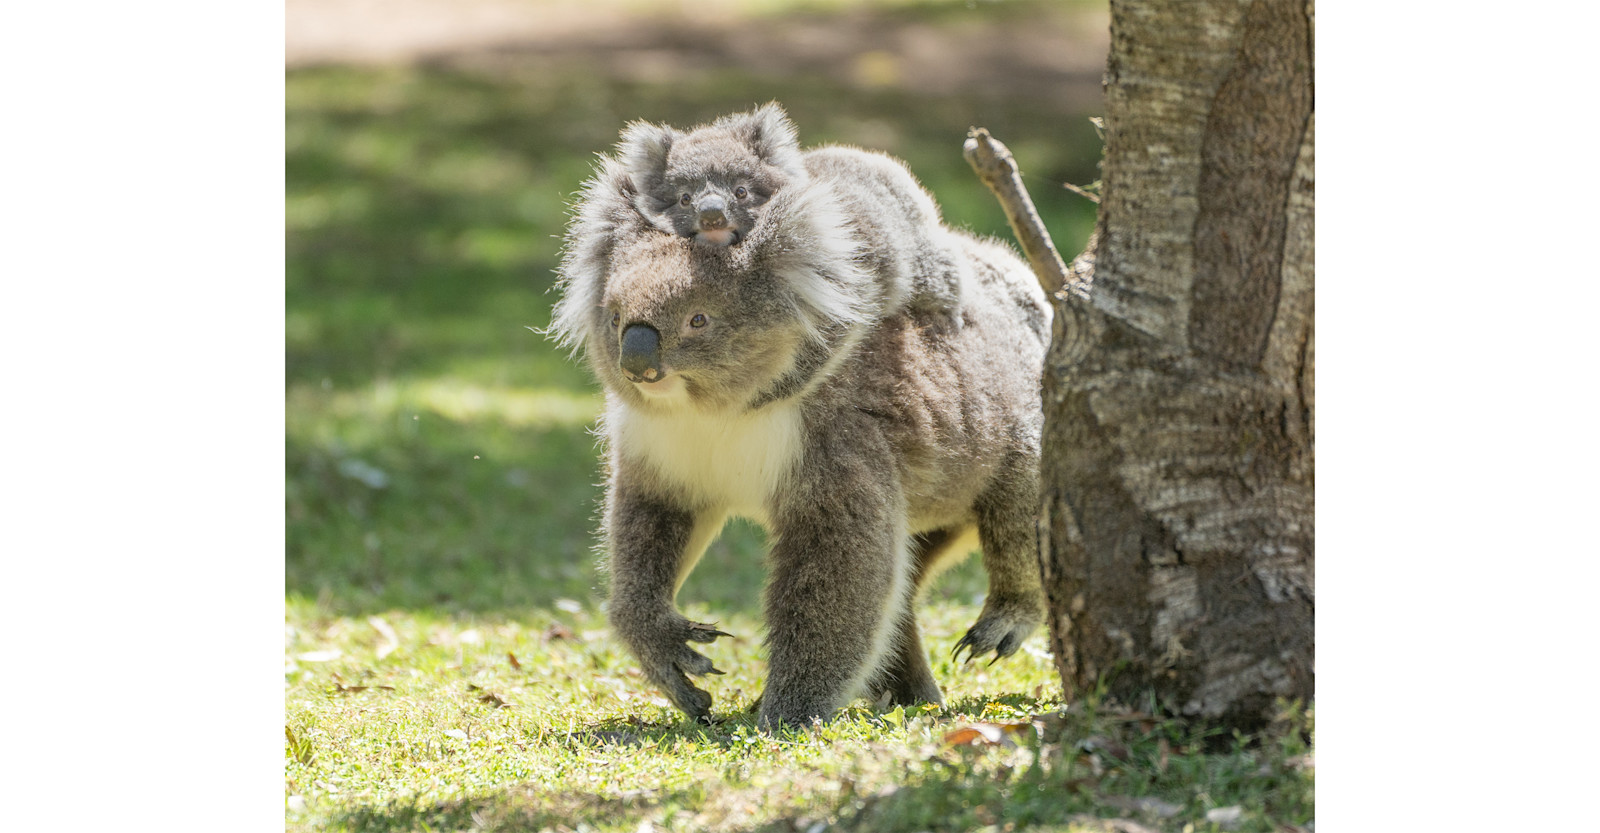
[285,599,1310,833]
[289,377,601,434]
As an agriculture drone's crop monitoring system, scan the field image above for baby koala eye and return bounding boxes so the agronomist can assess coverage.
[734,186,749,199]
[689,313,708,329]
[610,312,620,329]
[679,193,692,206]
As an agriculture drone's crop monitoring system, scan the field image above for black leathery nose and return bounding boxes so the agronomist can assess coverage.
[619,323,662,381]
[696,195,728,228]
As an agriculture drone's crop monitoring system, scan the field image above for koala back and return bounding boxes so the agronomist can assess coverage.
[802,145,964,322]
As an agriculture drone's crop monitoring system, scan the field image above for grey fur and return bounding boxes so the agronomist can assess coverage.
[618,103,964,327]
[551,121,1049,730]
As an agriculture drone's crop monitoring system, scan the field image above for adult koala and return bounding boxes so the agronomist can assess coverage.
[550,125,1051,730]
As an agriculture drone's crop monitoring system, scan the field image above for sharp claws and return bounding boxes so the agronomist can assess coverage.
[708,666,725,675]
[688,623,733,643]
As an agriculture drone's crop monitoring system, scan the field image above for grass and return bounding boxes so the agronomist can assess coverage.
[287,2,1311,829]
[285,601,1312,833]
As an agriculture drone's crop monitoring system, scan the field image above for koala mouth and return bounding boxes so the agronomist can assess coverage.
[632,372,685,399]
[695,227,741,247]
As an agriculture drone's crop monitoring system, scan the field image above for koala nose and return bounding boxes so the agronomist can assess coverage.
[619,323,664,383]
[696,195,728,229]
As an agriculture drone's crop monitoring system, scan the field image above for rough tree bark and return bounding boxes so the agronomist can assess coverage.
[1036,0,1314,728]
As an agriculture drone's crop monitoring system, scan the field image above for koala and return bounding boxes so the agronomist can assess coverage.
[618,103,806,249]
[550,135,1051,731]
[617,103,965,327]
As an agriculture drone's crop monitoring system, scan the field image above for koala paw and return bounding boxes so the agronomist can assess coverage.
[951,596,1042,666]
[632,618,732,722]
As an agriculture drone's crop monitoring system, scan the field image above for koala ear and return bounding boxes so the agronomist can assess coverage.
[726,103,805,179]
[616,121,677,187]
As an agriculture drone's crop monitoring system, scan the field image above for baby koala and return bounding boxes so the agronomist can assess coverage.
[618,104,807,248]
[616,103,965,327]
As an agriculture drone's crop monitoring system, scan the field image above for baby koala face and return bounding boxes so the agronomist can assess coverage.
[616,103,809,248]
[647,136,784,247]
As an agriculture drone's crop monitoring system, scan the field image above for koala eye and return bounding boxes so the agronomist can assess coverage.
[734,186,749,199]
[610,312,620,329]
[679,193,692,206]
[689,313,708,329]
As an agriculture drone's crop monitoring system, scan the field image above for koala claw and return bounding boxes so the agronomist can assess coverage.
[672,644,720,677]
[668,677,713,722]
[951,616,1032,666]
[624,615,734,721]
[687,621,734,643]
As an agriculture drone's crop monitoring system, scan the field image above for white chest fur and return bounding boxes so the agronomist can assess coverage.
[611,400,803,523]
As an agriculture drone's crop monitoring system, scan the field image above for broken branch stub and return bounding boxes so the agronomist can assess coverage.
[963,127,1070,297]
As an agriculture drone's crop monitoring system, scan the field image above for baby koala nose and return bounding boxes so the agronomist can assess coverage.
[619,322,663,383]
[696,195,729,230]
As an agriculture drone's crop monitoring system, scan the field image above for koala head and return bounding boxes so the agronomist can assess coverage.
[587,235,808,410]
[616,103,809,248]
[553,158,879,413]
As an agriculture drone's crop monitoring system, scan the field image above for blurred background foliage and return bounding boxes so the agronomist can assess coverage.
[286,0,1108,619]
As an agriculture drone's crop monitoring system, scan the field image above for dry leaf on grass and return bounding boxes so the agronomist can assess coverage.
[329,673,395,695]
[285,726,315,766]
[368,616,399,659]
[942,720,1034,749]
[507,651,522,669]
[1098,795,1184,819]
[1205,805,1243,829]
[467,683,509,707]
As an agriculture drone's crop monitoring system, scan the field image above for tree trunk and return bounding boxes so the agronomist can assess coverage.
[1039,0,1314,728]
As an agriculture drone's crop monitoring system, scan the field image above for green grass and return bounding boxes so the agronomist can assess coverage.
[286,601,1312,832]
[287,2,1310,829]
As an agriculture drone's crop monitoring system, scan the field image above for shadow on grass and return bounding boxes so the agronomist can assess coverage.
[331,787,698,833]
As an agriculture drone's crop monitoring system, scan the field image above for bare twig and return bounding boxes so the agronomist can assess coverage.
[1061,179,1100,204]
[963,127,1070,297]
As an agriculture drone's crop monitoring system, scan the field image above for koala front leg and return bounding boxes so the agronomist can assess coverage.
[605,482,729,723]
[758,436,909,730]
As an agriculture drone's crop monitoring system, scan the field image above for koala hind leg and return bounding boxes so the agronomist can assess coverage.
[953,457,1046,665]
[869,526,973,708]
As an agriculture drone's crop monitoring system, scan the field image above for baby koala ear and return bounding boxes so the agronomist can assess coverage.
[724,103,805,180]
[616,120,677,189]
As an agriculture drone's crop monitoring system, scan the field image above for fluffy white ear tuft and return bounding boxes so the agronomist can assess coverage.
[616,121,677,188]
[549,157,643,355]
[721,103,806,181]
[744,181,877,341]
